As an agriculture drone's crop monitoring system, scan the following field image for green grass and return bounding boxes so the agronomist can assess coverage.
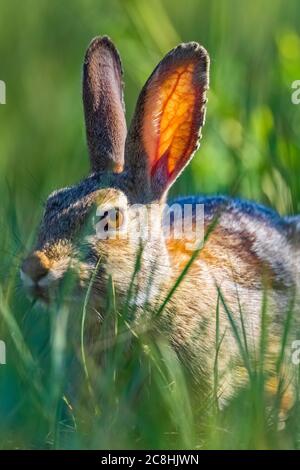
[1,0,300,450]
[1,245,300,449]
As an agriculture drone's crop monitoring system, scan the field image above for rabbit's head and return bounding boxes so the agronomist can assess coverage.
[21,36,209,306]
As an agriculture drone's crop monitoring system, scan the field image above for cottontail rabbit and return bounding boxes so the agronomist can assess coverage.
[21,36,300,408]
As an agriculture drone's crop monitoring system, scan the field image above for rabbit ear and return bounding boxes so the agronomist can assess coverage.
[125,42,209,199]
[83,36,127,173]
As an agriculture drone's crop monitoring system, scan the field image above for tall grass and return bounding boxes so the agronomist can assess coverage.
[1,238,300,449]
[1,0,300,449]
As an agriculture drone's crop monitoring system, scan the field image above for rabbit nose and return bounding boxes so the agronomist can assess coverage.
[21,251,50,284]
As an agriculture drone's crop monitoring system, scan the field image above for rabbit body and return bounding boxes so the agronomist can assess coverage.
[21,36,300,403]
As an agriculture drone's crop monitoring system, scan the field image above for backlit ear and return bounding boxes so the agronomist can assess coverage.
[83,36,127,173]
[125,42,209,199]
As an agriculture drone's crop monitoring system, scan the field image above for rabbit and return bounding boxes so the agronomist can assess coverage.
[21,36,300,409]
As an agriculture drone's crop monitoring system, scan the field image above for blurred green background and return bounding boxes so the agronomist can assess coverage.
[1,0,300,450]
